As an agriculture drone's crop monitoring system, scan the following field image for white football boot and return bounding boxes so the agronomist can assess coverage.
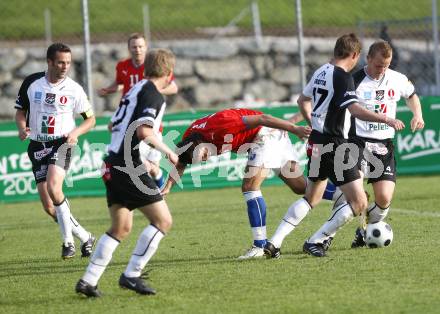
[237,245,265,260]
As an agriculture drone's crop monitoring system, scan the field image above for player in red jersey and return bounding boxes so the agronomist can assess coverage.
[162,109,343,259]
[99,33,178,188]
[98,33,178,97]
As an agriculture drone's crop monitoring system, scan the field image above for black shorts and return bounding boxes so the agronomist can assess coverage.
[306,132,361,187]
[102,162,163,210]
[350,137,396,184]
[27,138,72,184]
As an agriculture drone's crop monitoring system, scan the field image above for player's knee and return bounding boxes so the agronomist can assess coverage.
[241,180,259,192]
[109,225,132,241]
[374,194,392,209]
[156,216,173,233]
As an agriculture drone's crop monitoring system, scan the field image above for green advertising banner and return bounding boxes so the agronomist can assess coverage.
[1,98,439,203]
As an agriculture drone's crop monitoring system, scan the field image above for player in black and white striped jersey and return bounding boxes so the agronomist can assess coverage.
[264,34,405,258]
[76,48,178,297]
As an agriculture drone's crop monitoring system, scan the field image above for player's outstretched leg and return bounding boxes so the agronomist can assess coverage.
[265,197,312,259]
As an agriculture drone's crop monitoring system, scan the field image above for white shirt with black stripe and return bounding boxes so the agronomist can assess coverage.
[15,72,92,142]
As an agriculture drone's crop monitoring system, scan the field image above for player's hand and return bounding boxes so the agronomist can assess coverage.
[166,152,179,166]
[294,125,312,140]
[18,127,30,141]
[410,116,424,132]
[161,181,172,196]
[386,118,405,131]
[98,88,110,97]
[107,121,113,132]
[65,132,79,146]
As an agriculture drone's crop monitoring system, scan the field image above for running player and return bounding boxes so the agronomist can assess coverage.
[15,43,96,259]
[76,48,178,297]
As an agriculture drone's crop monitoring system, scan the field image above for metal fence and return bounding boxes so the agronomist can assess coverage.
[0,0,439,117]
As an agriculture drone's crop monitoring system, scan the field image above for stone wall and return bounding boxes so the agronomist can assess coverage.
[0,37,436,119]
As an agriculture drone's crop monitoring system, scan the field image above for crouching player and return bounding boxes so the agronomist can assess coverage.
[162,108,341,259]
[76,48,178,297]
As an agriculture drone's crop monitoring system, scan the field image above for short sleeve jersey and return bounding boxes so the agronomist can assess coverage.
[15,72,93,142]
[303,63,358,139]
[116,59,144,95]
[107,79,166,165]
[350,67,415,140]
[182,108,263,154]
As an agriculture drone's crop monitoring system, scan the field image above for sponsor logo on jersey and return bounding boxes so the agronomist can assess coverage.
[34,91,43,104]
[45,93,56,105]
[143,108,157,115]
[344,91,356,97]
[60,95,68,105]
[375,90,385,101]
[363,91,372,100]
[388,89,395,98]
[374,103,387,114]
[314,78,326,86]
[367,123,389,131]
[41,115,55,134]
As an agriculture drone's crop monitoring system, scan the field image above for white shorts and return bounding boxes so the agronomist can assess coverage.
[139,139,162,164]
[247,127,297,169]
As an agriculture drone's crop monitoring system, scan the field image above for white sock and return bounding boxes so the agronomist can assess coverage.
[69,214,90,243]
[124,225,165,278]
[308,202,355,244]
[82,233,120,286]
[367,202,390,223]
[55,198,74,245]
[270,197,311,248]
[332,188,346,209]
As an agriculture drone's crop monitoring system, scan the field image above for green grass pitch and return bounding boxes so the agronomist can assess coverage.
[1,175,440,313]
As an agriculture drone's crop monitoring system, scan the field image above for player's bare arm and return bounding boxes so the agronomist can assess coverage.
[15,109,30,140]
[98,80,123,96]
[348,103,405,131]
[243,114,311,140]
[288,112,304,124]
[136,124,178,164]
[297,94,312,126]
[161,161,186,196]
[406,94,425,132]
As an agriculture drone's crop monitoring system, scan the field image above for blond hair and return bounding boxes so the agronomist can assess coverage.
[144,48,176,79]
[368,40,392,59]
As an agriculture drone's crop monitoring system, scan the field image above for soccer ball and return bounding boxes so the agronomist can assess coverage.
[365,221,393,248]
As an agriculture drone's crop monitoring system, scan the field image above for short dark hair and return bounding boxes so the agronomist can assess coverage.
[46,43,71,61]
[176,133,204,165]
[333,33,361,59]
